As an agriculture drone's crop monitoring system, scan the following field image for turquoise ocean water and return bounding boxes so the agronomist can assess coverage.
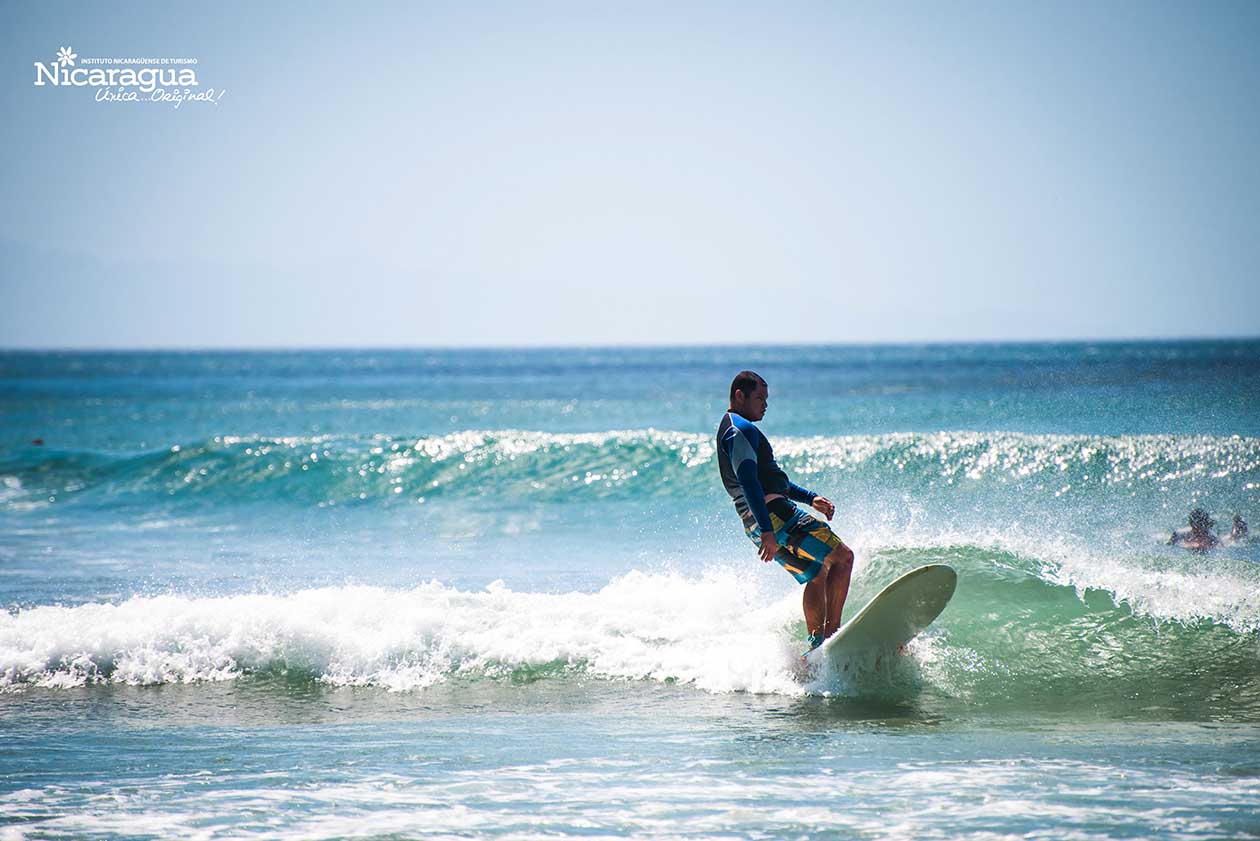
[2,342,1259,839]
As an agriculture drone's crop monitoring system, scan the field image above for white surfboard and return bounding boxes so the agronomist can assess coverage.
[805,564,956,672]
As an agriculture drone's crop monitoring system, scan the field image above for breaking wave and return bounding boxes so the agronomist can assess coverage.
[2,429,1257,509]
[3,548,1257,714]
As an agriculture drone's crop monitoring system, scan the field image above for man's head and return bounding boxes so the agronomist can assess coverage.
[729,370,768,421]
[1189,508,1215,534]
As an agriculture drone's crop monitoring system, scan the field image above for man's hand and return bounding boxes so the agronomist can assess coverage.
[759,531,779,562]
[812,496,835,521]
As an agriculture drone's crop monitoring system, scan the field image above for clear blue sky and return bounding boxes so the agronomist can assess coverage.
[2,1,1258,348]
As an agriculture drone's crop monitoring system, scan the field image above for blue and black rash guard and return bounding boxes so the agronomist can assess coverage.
[716,411,817,533]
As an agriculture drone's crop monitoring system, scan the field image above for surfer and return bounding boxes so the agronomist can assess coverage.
[716,371,854,653]
[1167,508,1220,551]
[1230,513,1248,543]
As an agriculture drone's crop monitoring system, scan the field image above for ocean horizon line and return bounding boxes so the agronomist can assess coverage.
[2,335,1259,355]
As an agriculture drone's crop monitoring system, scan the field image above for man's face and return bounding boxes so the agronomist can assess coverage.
[734,383,768,421]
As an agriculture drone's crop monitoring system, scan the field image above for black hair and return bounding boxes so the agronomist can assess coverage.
[730,370,767,403]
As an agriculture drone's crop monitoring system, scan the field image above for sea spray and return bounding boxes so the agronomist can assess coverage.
[0,571,805,695]
[3,556,1257,714]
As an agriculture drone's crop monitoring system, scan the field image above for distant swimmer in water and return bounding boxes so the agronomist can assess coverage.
[716,371,855,655]
[1230,514,1249,543]
[1167,508,1219,551]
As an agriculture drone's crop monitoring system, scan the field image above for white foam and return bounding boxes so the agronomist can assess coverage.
[1046,548,1260,634]
[0,570,815,695]
[7,756,1257,841]
[854,524,1260,634]
[0,475,23,503]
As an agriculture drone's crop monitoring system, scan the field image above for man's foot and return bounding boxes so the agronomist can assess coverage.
[801,630,825,660]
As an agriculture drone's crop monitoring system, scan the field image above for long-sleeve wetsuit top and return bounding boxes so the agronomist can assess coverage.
[716,411,817,533]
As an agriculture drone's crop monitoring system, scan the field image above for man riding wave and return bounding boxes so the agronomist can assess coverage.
[716,370,855,653]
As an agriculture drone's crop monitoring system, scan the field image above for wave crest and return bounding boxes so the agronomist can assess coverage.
[3,429,1257,508]
[0,572,802,694]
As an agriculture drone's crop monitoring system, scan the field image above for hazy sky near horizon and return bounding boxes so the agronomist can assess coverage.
[2,1,1258,348]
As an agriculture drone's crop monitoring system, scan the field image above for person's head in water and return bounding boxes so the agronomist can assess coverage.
[1188,508,1216,536]
[729,371,768,422]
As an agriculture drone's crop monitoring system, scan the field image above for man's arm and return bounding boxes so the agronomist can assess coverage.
[734,459,774,535]
[723,419,780,561]
[725,428,773,535]
[787,482,816,504]
[789,480,836,520]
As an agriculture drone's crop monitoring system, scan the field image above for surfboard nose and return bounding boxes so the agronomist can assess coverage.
[807,564,957,666]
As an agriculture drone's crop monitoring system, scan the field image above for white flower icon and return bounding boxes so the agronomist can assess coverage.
[56,46,77,67]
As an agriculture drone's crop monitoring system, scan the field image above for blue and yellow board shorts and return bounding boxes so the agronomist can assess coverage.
[744,500,843,584]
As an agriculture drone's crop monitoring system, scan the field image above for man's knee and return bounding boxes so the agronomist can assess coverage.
[825,543,853,572]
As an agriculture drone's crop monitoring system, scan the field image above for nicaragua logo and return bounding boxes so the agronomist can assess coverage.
[32,45,224,107]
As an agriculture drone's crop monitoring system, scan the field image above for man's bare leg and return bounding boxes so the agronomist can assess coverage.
[802,558,832,645]
[821,543,854,638]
